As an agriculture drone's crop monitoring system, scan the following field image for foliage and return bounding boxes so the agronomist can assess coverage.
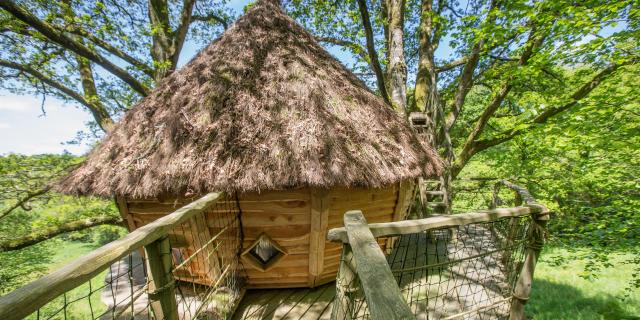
[0,153,123,255]
[459,63,640,293]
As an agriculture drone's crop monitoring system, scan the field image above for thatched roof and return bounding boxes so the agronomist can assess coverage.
[56,0,442,198]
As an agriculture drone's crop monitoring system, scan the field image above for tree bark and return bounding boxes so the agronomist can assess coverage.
[148,0,196,80]
[62,0,115,132]
[383,0,408,114]
[414,0,438,146]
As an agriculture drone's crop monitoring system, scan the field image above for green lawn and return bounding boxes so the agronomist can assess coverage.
[527,247,640,320]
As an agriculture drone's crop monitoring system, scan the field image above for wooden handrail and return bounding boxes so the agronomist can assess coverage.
[0,192,223,320]
[340,211,415,320]
[327,206,543,243]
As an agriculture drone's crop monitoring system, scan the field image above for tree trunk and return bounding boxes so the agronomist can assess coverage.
[384,0,407,114]
[148,0,174,80]
[63,0,115,132]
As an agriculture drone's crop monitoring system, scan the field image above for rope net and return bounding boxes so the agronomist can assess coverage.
[334,180,535,320]
[27,194,244,320]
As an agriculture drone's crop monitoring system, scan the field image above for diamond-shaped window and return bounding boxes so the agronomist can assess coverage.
[241,233,287,272]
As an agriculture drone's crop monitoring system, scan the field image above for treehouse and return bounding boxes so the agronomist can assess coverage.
[56,0,441,289]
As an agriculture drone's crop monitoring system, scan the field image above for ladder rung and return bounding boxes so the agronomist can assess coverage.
[426,190,444,196]
[427,202,446,207]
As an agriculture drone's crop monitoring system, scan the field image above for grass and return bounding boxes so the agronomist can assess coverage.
[48,240,102,271]
[527,247,640,320]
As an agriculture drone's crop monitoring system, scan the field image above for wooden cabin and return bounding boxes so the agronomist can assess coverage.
[57,0,441,289]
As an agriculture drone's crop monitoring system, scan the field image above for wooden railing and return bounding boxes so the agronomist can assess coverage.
[328,181,550,320]
[0,192,242,320]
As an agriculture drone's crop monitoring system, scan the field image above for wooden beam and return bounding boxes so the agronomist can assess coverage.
[393,179,415,222]
[510,218,548,320]
[0,192,223,320]
[115,196,136,231]
[145,236,178,320]
[328,206,542,243]
[308,188,330,287]
[342,210,415,320]
[330,244,355,320]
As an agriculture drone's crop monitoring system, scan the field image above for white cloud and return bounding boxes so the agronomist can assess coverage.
[0,91,93,155]
[0,94,45,112]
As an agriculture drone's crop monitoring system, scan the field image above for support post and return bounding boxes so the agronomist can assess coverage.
[145,235,178,320]
[342,210,415,320]
[509,212,548,320]
[331,244,355,320]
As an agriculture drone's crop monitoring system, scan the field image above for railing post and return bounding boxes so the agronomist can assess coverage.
[331,244,355,320]
[145,235,178,320]
[509,209,549,320]
[341,210,415,320]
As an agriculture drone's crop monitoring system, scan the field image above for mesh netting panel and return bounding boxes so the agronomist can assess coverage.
[27,194,244,320]
[334,216,531,320]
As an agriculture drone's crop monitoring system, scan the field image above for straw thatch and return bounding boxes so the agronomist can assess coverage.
[56,0,442,198]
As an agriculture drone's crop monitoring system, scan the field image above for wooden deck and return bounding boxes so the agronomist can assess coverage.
[102,226,514,319]
[231,226,514,320]
[232,283,336,320]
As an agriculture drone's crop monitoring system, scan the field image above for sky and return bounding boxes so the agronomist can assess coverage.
[0,0,447,156]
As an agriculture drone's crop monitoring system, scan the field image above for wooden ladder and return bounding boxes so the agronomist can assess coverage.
[418,177,449,217]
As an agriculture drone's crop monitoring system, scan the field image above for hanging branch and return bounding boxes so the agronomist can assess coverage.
[356,0,391,105]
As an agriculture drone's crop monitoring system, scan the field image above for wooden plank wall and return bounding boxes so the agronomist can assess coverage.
[317,185,399,285]
[238,189,312,288]
[118,181,411,289]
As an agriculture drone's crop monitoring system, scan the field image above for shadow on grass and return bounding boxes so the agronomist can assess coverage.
[527,279,640,320]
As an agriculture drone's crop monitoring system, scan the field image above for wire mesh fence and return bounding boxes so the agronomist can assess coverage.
[333,180,541,320]
[23,193,244,320]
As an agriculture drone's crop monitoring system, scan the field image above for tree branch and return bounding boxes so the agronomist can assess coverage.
[315,36,369,61]
[65,27,155,77]
[356,0,391,104]
[0,186,50,221]
[461,60,632,173]
[436,57,467,72]
[0,0,150,96]
[0,216,123,252]
[191,13,229,30]
[445,0,499,130]
[454,24,546,176]
[170,0,197,69]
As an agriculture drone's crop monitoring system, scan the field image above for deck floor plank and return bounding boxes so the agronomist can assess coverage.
[231,284,335,320]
